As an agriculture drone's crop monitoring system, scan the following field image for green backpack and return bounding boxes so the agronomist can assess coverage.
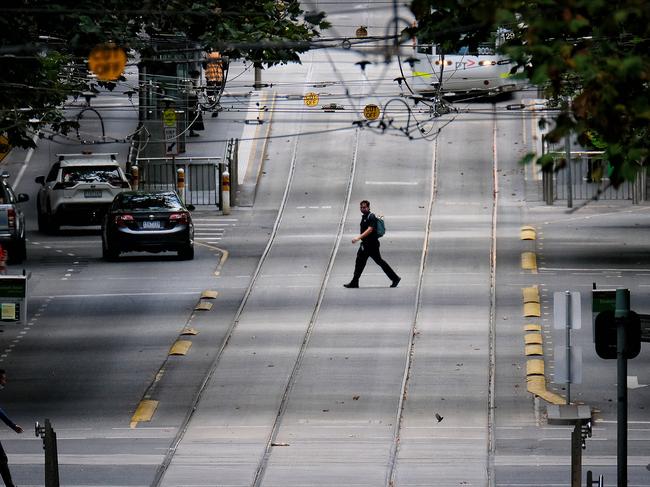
[371,213,385,238]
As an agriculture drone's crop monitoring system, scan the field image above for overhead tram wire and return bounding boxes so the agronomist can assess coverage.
[41,104,543,146]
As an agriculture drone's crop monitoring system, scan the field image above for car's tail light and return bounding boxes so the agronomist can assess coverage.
[7,208,16,229]
[169,212,189,224]
[115,214,134,227]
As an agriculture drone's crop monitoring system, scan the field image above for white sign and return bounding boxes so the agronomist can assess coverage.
[164,127,178,155]
[553,291,582,330]
[554,345,583,384]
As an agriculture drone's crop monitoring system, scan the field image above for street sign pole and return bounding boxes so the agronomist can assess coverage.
[553,291,582,397]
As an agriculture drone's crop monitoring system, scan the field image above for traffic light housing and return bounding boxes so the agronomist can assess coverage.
[594,310,641,359]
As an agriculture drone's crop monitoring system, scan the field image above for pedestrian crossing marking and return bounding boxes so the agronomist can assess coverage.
[193,217,236,243]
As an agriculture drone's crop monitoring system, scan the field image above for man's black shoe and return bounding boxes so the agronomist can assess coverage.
[390,277,401,288]
[343,282,359,288]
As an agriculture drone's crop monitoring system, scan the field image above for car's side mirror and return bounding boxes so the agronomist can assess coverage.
[186,204,196,211]
[17,193,29,203]
[35,176,45,185]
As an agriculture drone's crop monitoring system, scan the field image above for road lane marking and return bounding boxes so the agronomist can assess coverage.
[31,291,201,298]
[365,181,419,185]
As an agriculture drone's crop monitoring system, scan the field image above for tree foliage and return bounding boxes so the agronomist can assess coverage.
[0,0,329,149]
[409,0,649,185]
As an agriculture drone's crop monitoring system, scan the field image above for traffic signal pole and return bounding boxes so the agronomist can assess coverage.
[615,289,629,487]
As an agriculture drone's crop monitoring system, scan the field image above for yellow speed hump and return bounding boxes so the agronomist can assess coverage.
[88,44,127,81]
[304,92,319,107]
[363,104,380,120]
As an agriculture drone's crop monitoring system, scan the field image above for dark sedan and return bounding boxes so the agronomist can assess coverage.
[101,191,195,260]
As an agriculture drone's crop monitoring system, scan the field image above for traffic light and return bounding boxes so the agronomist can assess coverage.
[205,52,224,84]
[594,310,641,359]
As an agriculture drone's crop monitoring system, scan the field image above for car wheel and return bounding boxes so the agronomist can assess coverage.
[39,202,59,234]
[46,216,60,234]
[178,244,194,260]
[37,201,48,233]
[102,238,119,261]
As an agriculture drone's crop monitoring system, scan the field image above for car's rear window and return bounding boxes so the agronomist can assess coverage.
[118,193,182,211]
[62,165,121,183]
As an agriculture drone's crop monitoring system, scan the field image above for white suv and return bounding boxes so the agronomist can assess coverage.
[35,153,131,232]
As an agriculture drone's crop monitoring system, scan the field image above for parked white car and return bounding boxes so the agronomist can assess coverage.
[35,153,131,233]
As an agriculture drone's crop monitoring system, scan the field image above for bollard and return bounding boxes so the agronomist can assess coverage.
[35,419,60,487]
[130,165,139,190]
[221,168,230,215]
[176,167,185,202]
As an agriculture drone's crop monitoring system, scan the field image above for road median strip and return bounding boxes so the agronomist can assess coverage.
[520,231,565,406]
[129,287,219,427]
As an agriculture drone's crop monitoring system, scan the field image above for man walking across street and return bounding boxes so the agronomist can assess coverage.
[0,370,22,487]
[344,200,400,288]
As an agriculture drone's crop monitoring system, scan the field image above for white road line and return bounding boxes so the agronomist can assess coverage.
[14,133,39,186]
[193,223,232,226]
[193,218,237,221]
[596,420,650,424]
[31,240,100,245]
[365,181,419,185]
[32,292,201,298]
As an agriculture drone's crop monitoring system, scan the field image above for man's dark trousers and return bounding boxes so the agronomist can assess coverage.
[0,441,15,487]
[351,241,398,284]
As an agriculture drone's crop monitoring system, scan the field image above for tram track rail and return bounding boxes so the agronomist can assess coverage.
[385,110,499,486]
[152,123,361,487]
